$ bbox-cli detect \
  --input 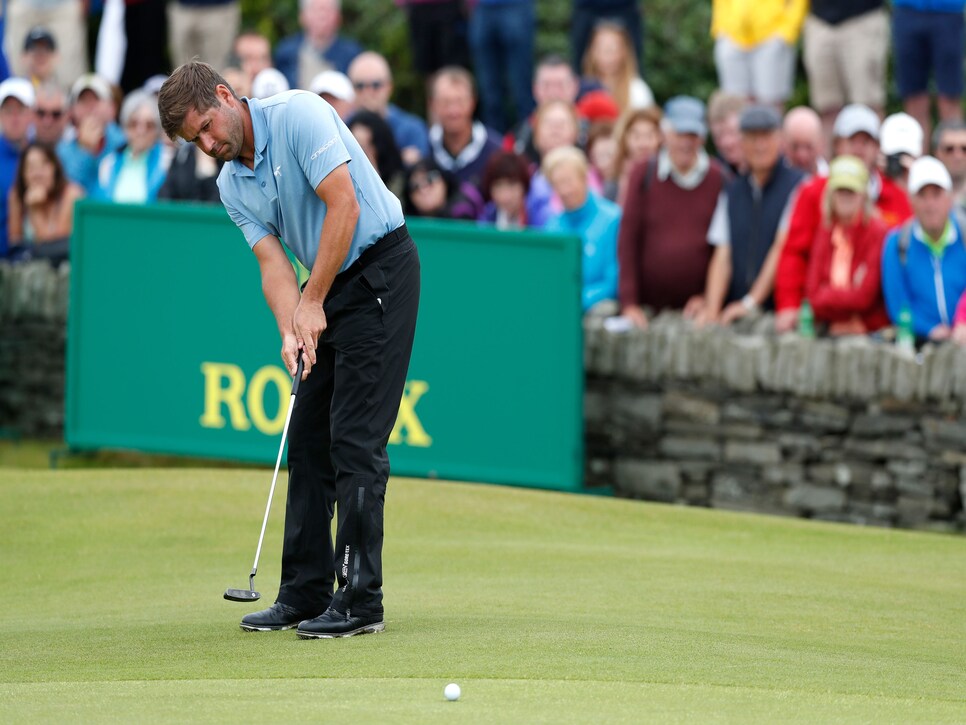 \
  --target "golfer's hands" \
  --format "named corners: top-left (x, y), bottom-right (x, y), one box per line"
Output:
top-left (292, 297), bottom-right (327, 379)
top-left (280, 334), bottom-right (301, 379)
